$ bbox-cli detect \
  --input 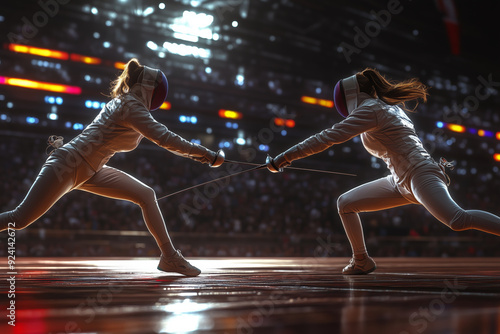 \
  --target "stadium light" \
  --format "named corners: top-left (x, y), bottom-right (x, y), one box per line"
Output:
top-left (0, 76), bottom-right (81, 95)
top-left (219, 109), bottom-right (242, 120)
top-left (301, 96), bottom-right (334, 108)
top-left (9, 43), bottom-right (69, 60)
